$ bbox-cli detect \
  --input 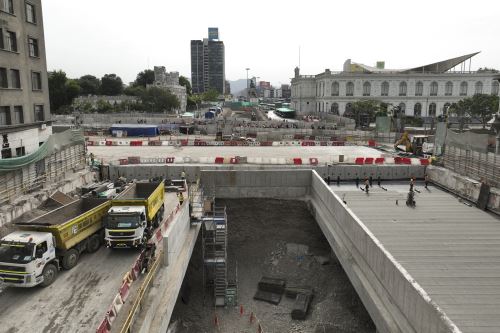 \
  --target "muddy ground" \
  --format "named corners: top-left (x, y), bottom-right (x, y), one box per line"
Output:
top-left (170, 198), bottom-right (375, 333)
